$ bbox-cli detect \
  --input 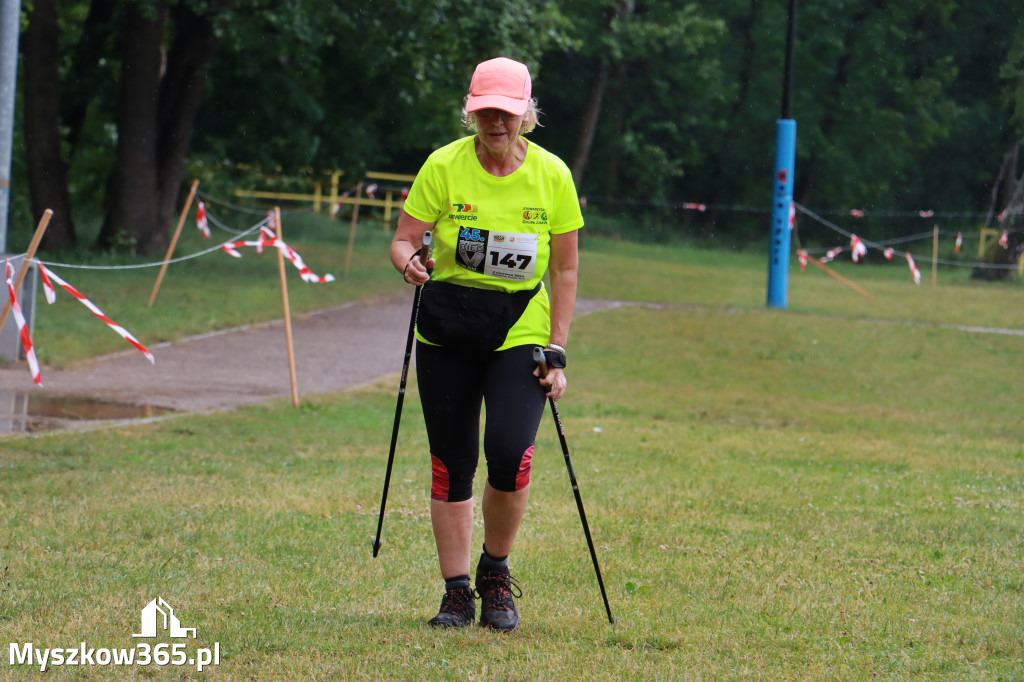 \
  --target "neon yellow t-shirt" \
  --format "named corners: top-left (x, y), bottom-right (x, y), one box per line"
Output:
top-left (404, 135), bottom-right (584, 350)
